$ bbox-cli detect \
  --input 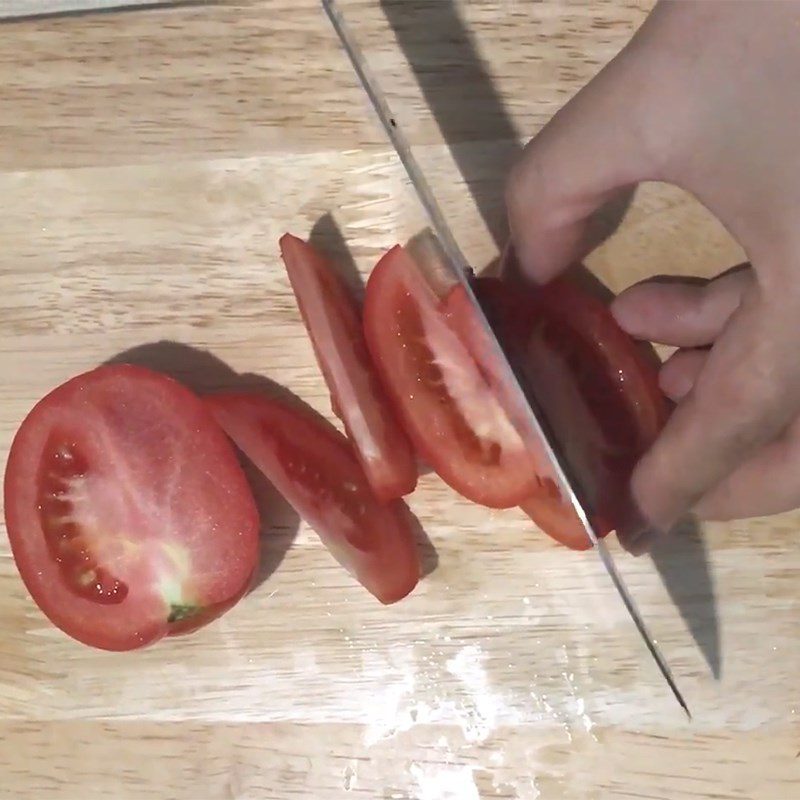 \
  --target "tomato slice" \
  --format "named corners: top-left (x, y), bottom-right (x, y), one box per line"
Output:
top-left (3, 365), bottom-right (260, 651)
top-left (362, 245), bottom-right (542, 509)
top-left (279, 234), bottom-right (417, 502)
top-left (471, 271), bottom-right (670, 548)
top-left (205, 391), bottom-right (420, 604)
top-left (519, 486), bottom-right (593, 551)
